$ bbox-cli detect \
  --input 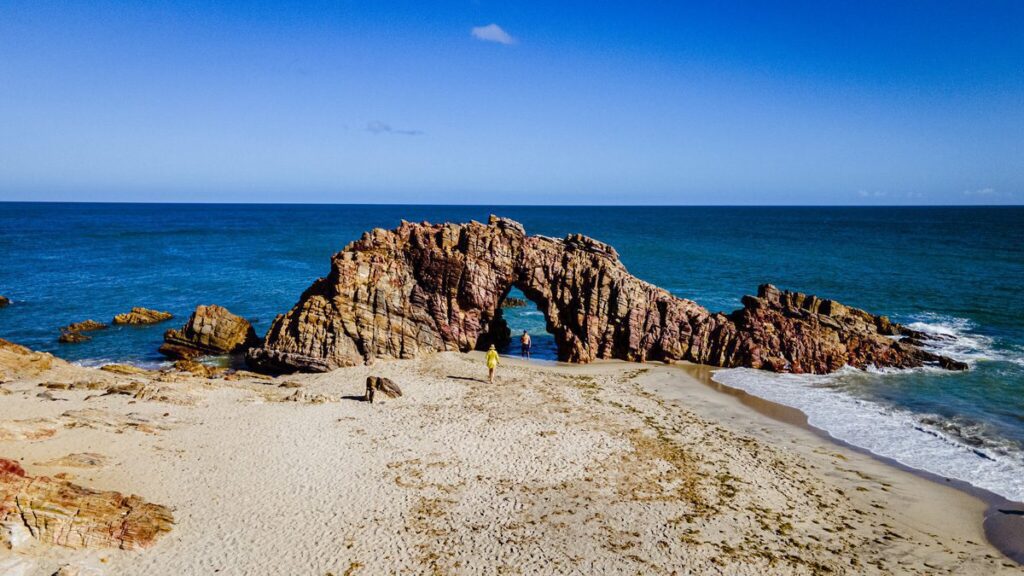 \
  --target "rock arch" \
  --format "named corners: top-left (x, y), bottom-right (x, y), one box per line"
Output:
top-left (246, 216), bottom-right (965, 374)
